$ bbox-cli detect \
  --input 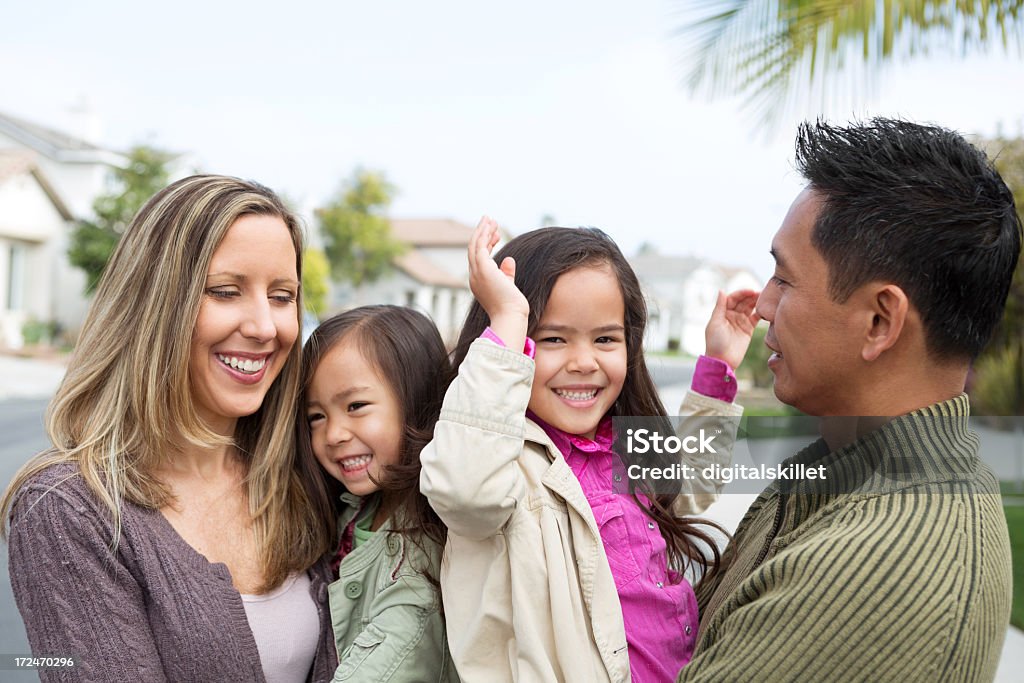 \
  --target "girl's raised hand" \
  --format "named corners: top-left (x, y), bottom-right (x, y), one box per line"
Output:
top-left (705, 289), bottom-right (761, 371)
top-left (468, 216), bottom-right (529, 350)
